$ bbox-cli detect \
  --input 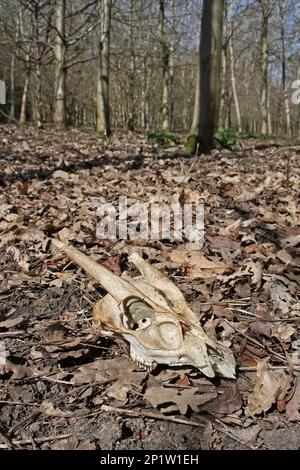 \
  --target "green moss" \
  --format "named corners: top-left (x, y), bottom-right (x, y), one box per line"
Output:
top-left (182, 134), bottom-right (199, 155)
top-left (97, 129), bottom-right (113, 141)
top-left (147, 130), bottom-right (179, 148)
